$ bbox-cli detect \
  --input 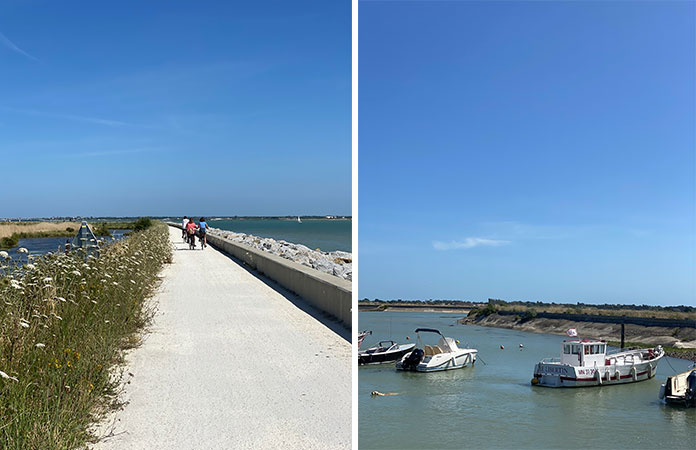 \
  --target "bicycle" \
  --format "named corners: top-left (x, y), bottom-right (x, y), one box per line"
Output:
top-left (187, 230), bottom-right (196, 250)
